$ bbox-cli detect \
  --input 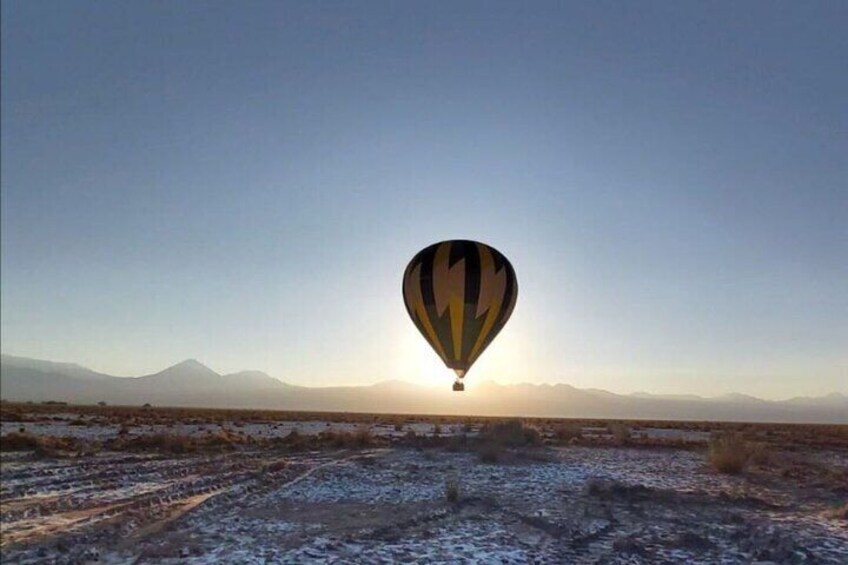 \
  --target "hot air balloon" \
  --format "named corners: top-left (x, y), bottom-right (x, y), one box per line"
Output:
top-left (402, 240), bottom-right (518, 391)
